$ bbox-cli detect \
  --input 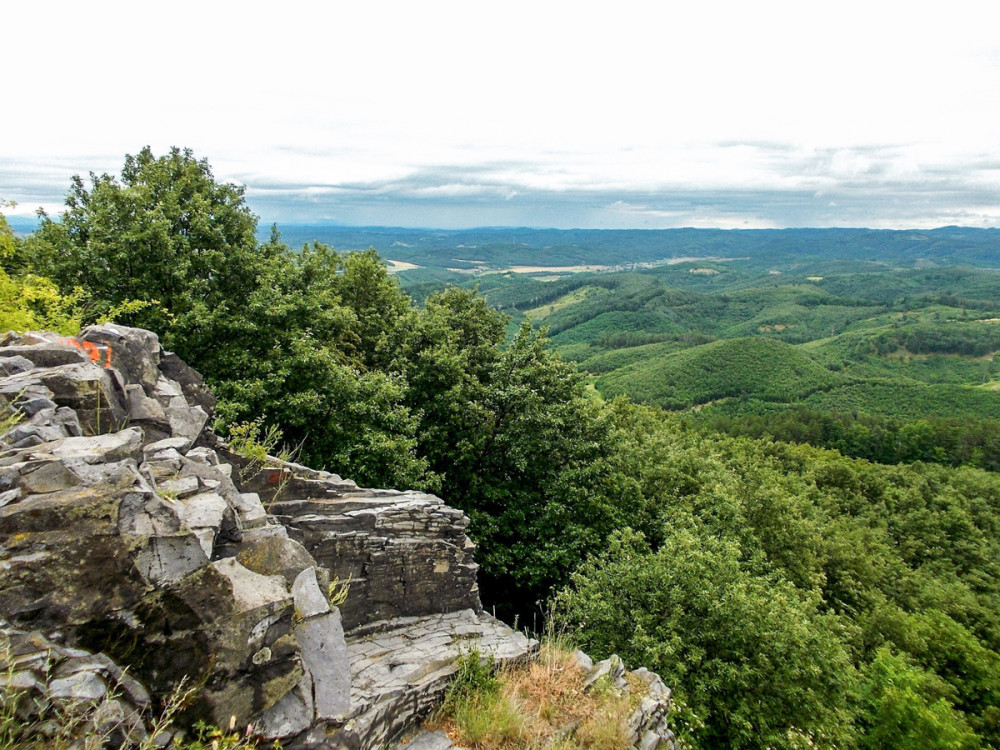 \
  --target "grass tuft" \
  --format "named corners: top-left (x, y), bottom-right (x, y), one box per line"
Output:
top-left (430, 641), bottom-right (640, 750)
